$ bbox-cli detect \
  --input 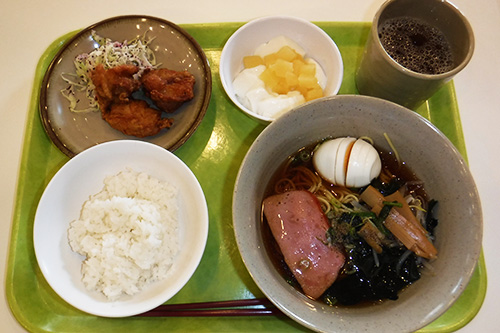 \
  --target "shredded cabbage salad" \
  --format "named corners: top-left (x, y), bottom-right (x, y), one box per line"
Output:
top-left (61, 31), bottom-right (159, 113)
